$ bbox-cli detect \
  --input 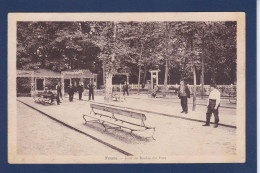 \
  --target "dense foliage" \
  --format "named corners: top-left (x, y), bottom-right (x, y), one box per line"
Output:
top-left (17, 21), bottom-right (236, 85)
